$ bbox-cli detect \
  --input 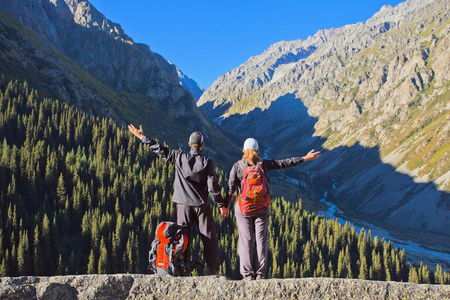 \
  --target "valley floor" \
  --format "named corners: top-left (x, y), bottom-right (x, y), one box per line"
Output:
top-left (318, 195), bottom-right (450, 270)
